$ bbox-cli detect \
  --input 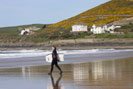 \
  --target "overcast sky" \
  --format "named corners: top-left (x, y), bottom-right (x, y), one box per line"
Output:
top-left (0, 0), bottom-right (110, 27)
